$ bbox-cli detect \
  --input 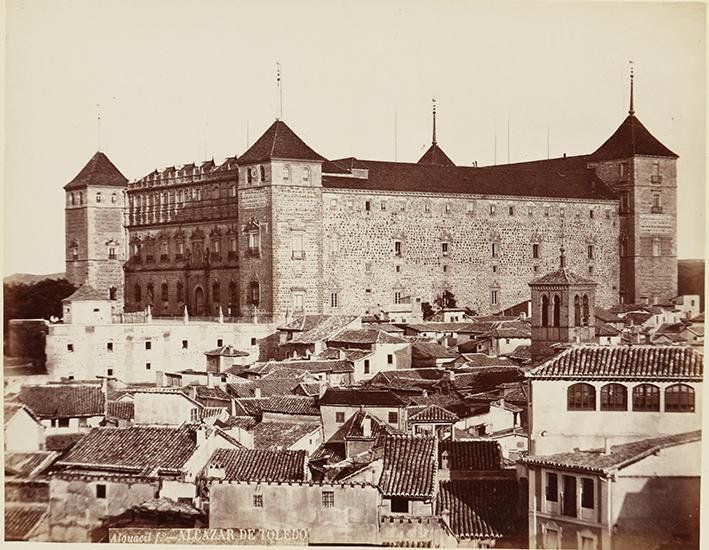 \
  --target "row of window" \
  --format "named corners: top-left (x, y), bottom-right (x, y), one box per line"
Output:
top-left (133, 281), bottom-right (239, 305)
top-left (66, 337), bottom-right (249, 354)
top-left (618, 160), bottom-right (664, 182)
top-left (68, 191), bottom-right (119, 206)
top-left (246, 165), bottom-right (311, 185)
top-left (249, 491), bottom-right (334, 508)
top-left (539, 294), bottom-right (591, 328)
top-left (392, 240), bottom-right (596, 260)
top-left (567, 383), bottom-right (695, 412)
top-left (335, 410), bottom-right (397, 424)
top-left (544, 472), bottom-right (595, 520)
